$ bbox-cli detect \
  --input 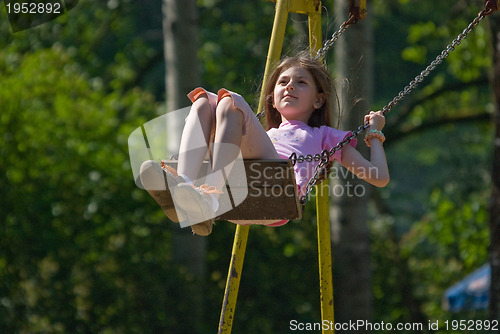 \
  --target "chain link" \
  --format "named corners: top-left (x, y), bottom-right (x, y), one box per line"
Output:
top-left (292, 121), bottom-right (370, 206)
top-left (381, 8), bottom-right (488, 115)
top-left (291, 7), bottom-right (490, 208)
top-left (315, 14), bottom-right (357, 61)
